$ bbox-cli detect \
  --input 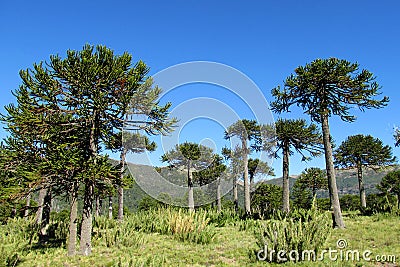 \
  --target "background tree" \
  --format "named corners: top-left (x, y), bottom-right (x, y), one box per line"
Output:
top-left (261, 119), bottom-right (323, 213)
top-left (193, 154), bottom-right (227, 212)
top-left (222, 145), bottom-right (244, 212)
top-left (224, 119), bottom-right (262, 215)
top-left (161, 142), bottom-right (213, 211)
top-left (271, 58), bottom-right (389, 228)
top-left (334, 134), bottom-right (396, 208)
top-left (378, 170), bottom-right (400, 209)
top-left (247, 158), bottom-right (274, 191)
top-left (292, 167), bottom-right (327, 209)
top-left (106, 131), bottom-right (157, 220)
top-left (251, 183), bottom-right (283, 219)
